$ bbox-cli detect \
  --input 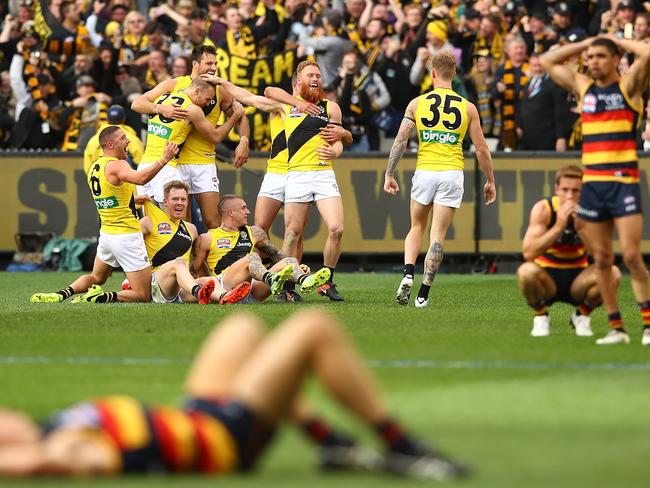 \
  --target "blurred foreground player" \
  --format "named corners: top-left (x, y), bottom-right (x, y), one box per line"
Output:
top-left (0, 309), bottom-right (469, 481)
top-left (517, 165), bottom-right (621, 337)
